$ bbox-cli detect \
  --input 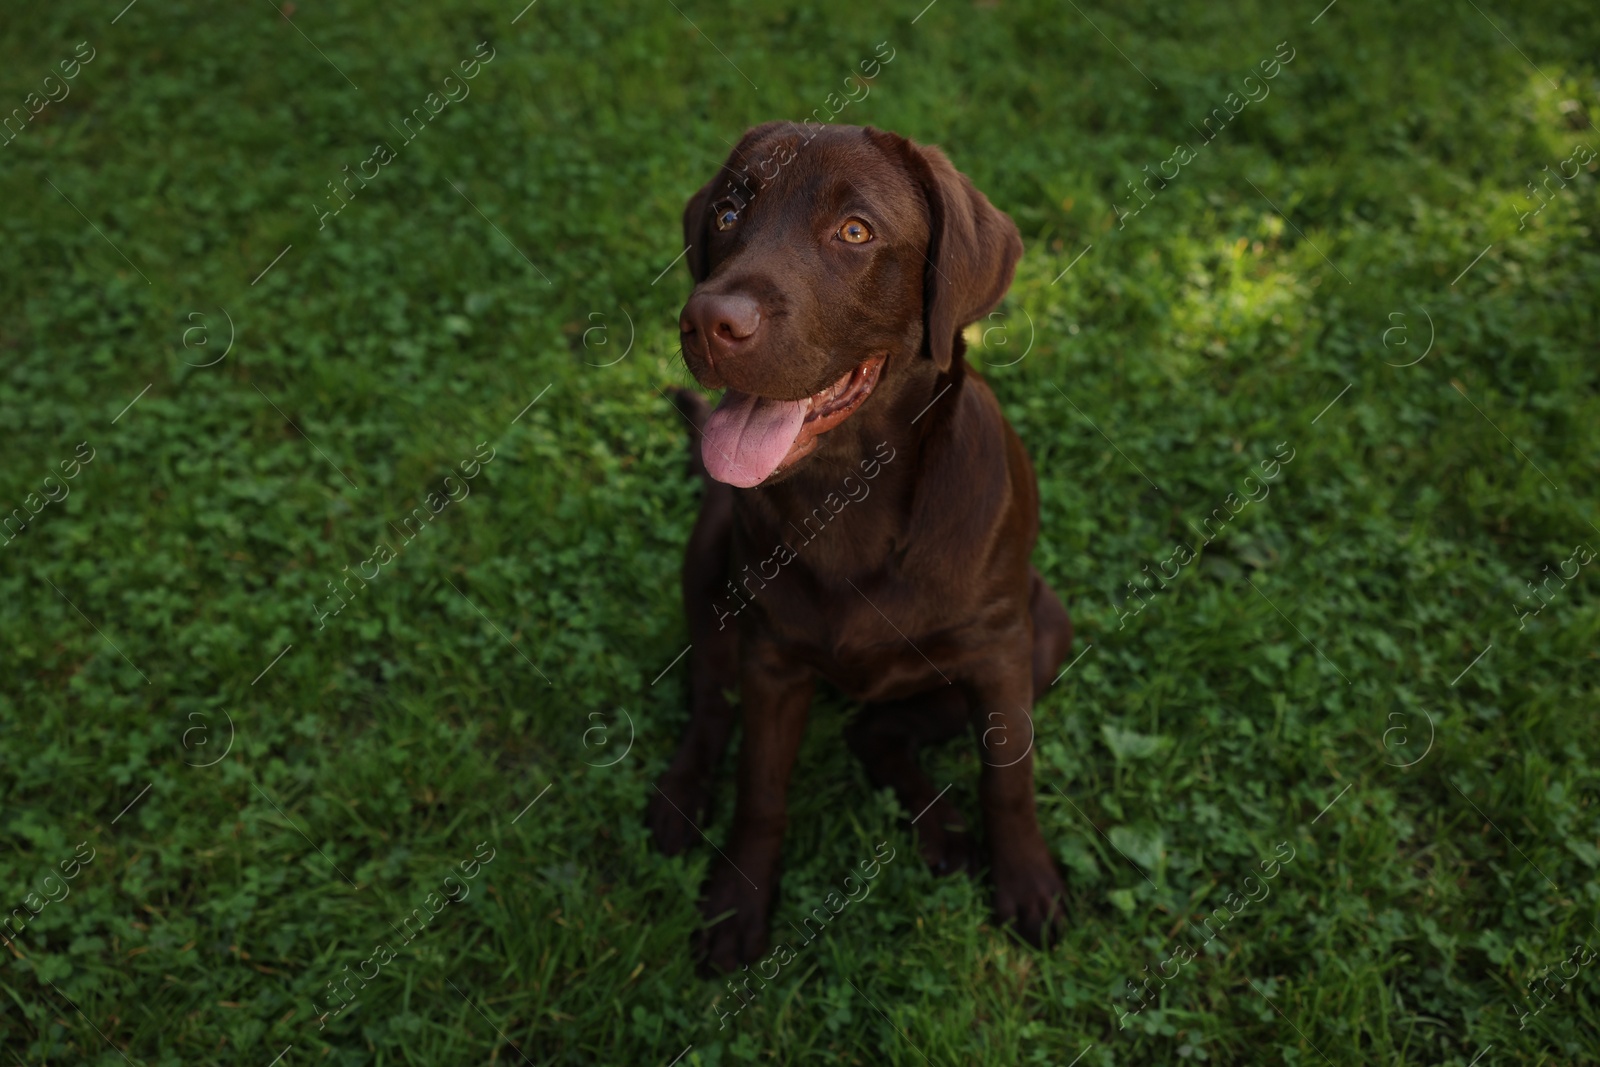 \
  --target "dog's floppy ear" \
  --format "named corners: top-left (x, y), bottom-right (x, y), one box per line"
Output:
top-left (681, 176), bottom-right (718, 283)
top-left (876, 131), bottom-right (1023, 372)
